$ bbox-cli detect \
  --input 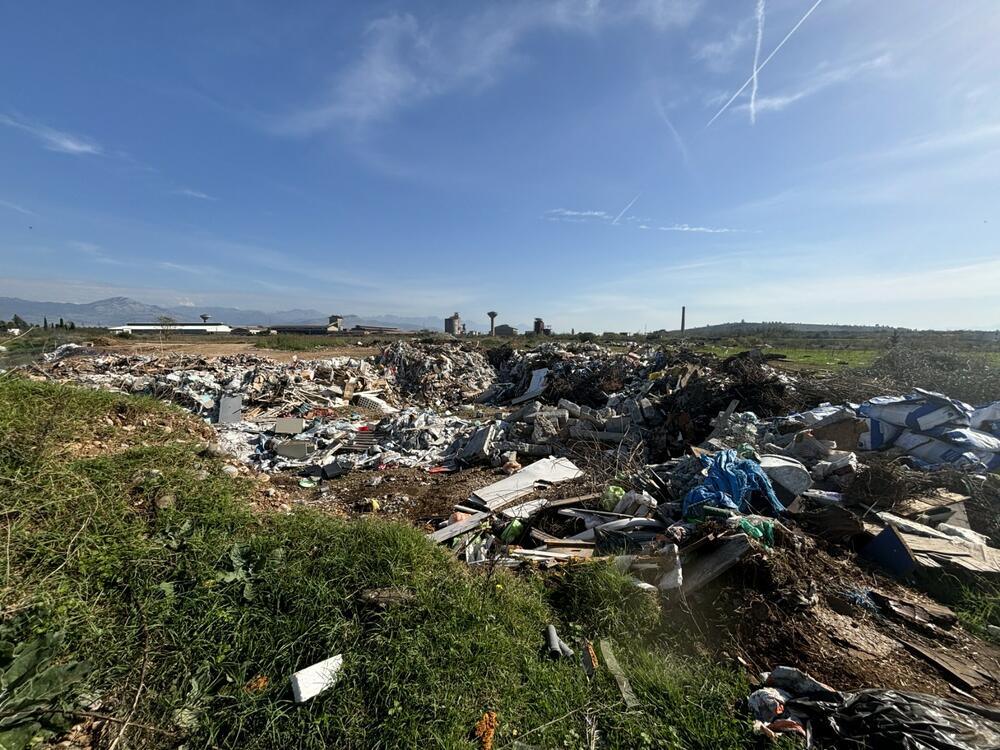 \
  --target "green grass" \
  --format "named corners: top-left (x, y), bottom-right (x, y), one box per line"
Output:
top-left (254, 334), bottom-right (356, 351)
top-left (956, 583), bottom-right (1000, 645)
top-left (696, 345), bottom-right (880, 370)
top-left (0, 376), bottom-right (754, 749)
